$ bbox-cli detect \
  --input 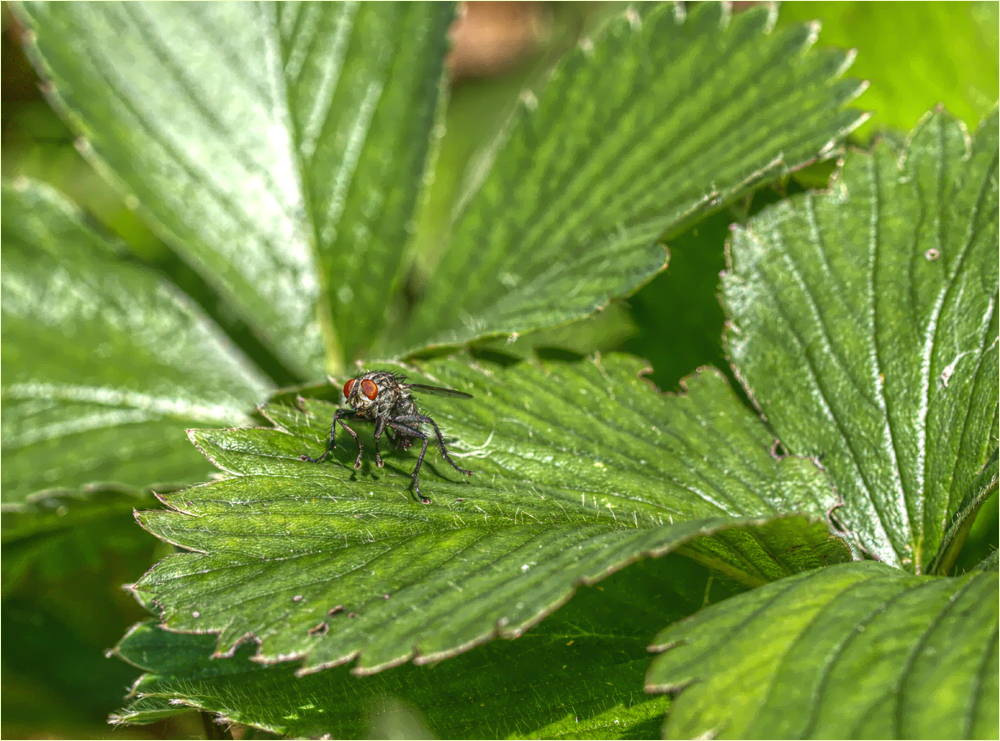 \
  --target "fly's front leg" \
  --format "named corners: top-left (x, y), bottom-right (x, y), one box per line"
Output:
top-left (300, 409), bottom-right (362, 466)
top-left (388, 422), bottom-right (430, 503)
top-left (343, 418), bottom-right (364, 468)
top-left (394, 415), bottom-right (473, 476)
